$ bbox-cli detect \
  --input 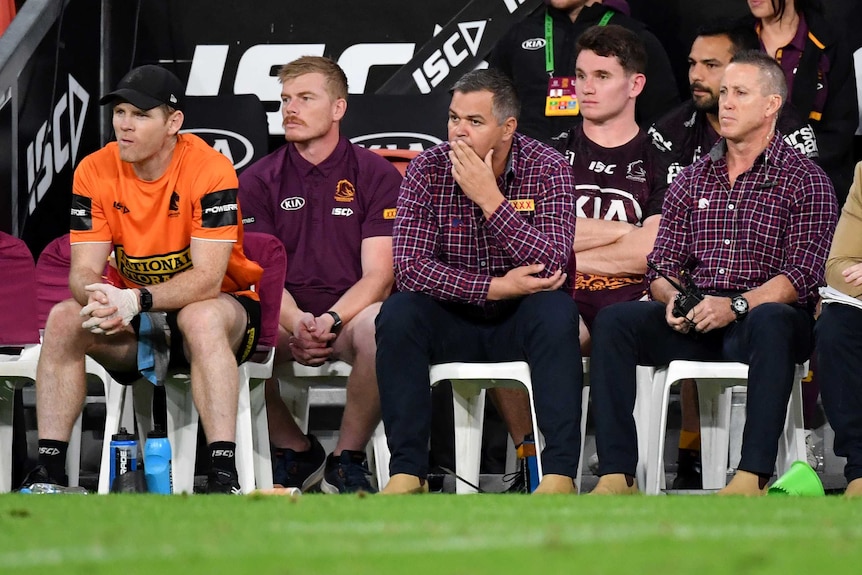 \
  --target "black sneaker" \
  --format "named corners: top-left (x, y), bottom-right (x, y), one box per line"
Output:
top-left (671, 449), bottom-right (703, 490)
top-left (272, 434), bottom-right (326, 491)
top-left (18, 465), bottom-right (66, 491)
top-left (205, 468), bottom-right (242, 495)
top-left (503, 458), bottom-right (529, 493)
top-left (320, 450), bottom-right (377, 494)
